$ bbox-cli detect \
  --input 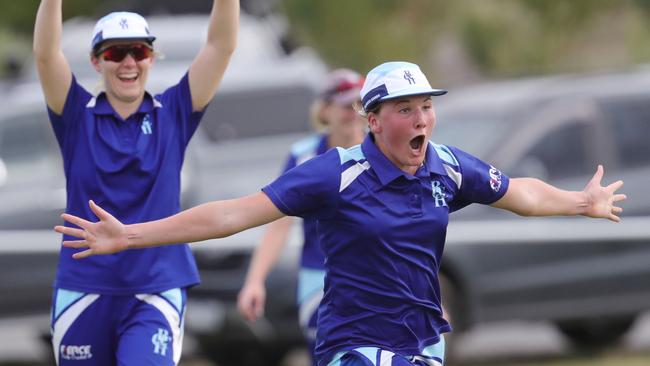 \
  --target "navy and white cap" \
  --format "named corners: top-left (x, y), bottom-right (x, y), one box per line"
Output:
top-left (91, 12), bottom-right (156, 51)
top-left (360, 61), bottom-right (447, 112)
